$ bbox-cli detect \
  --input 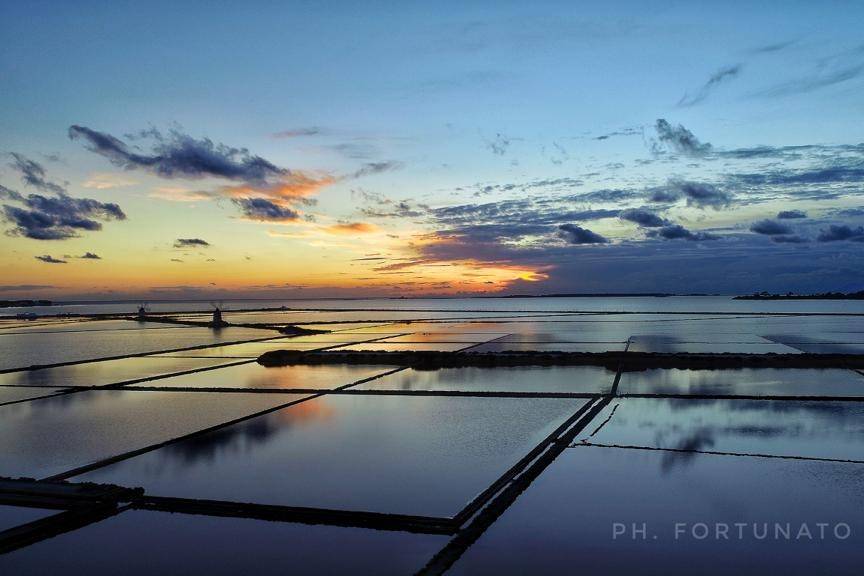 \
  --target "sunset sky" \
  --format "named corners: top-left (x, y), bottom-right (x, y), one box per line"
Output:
top-left (2, 1), bottom-right (864, 299)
